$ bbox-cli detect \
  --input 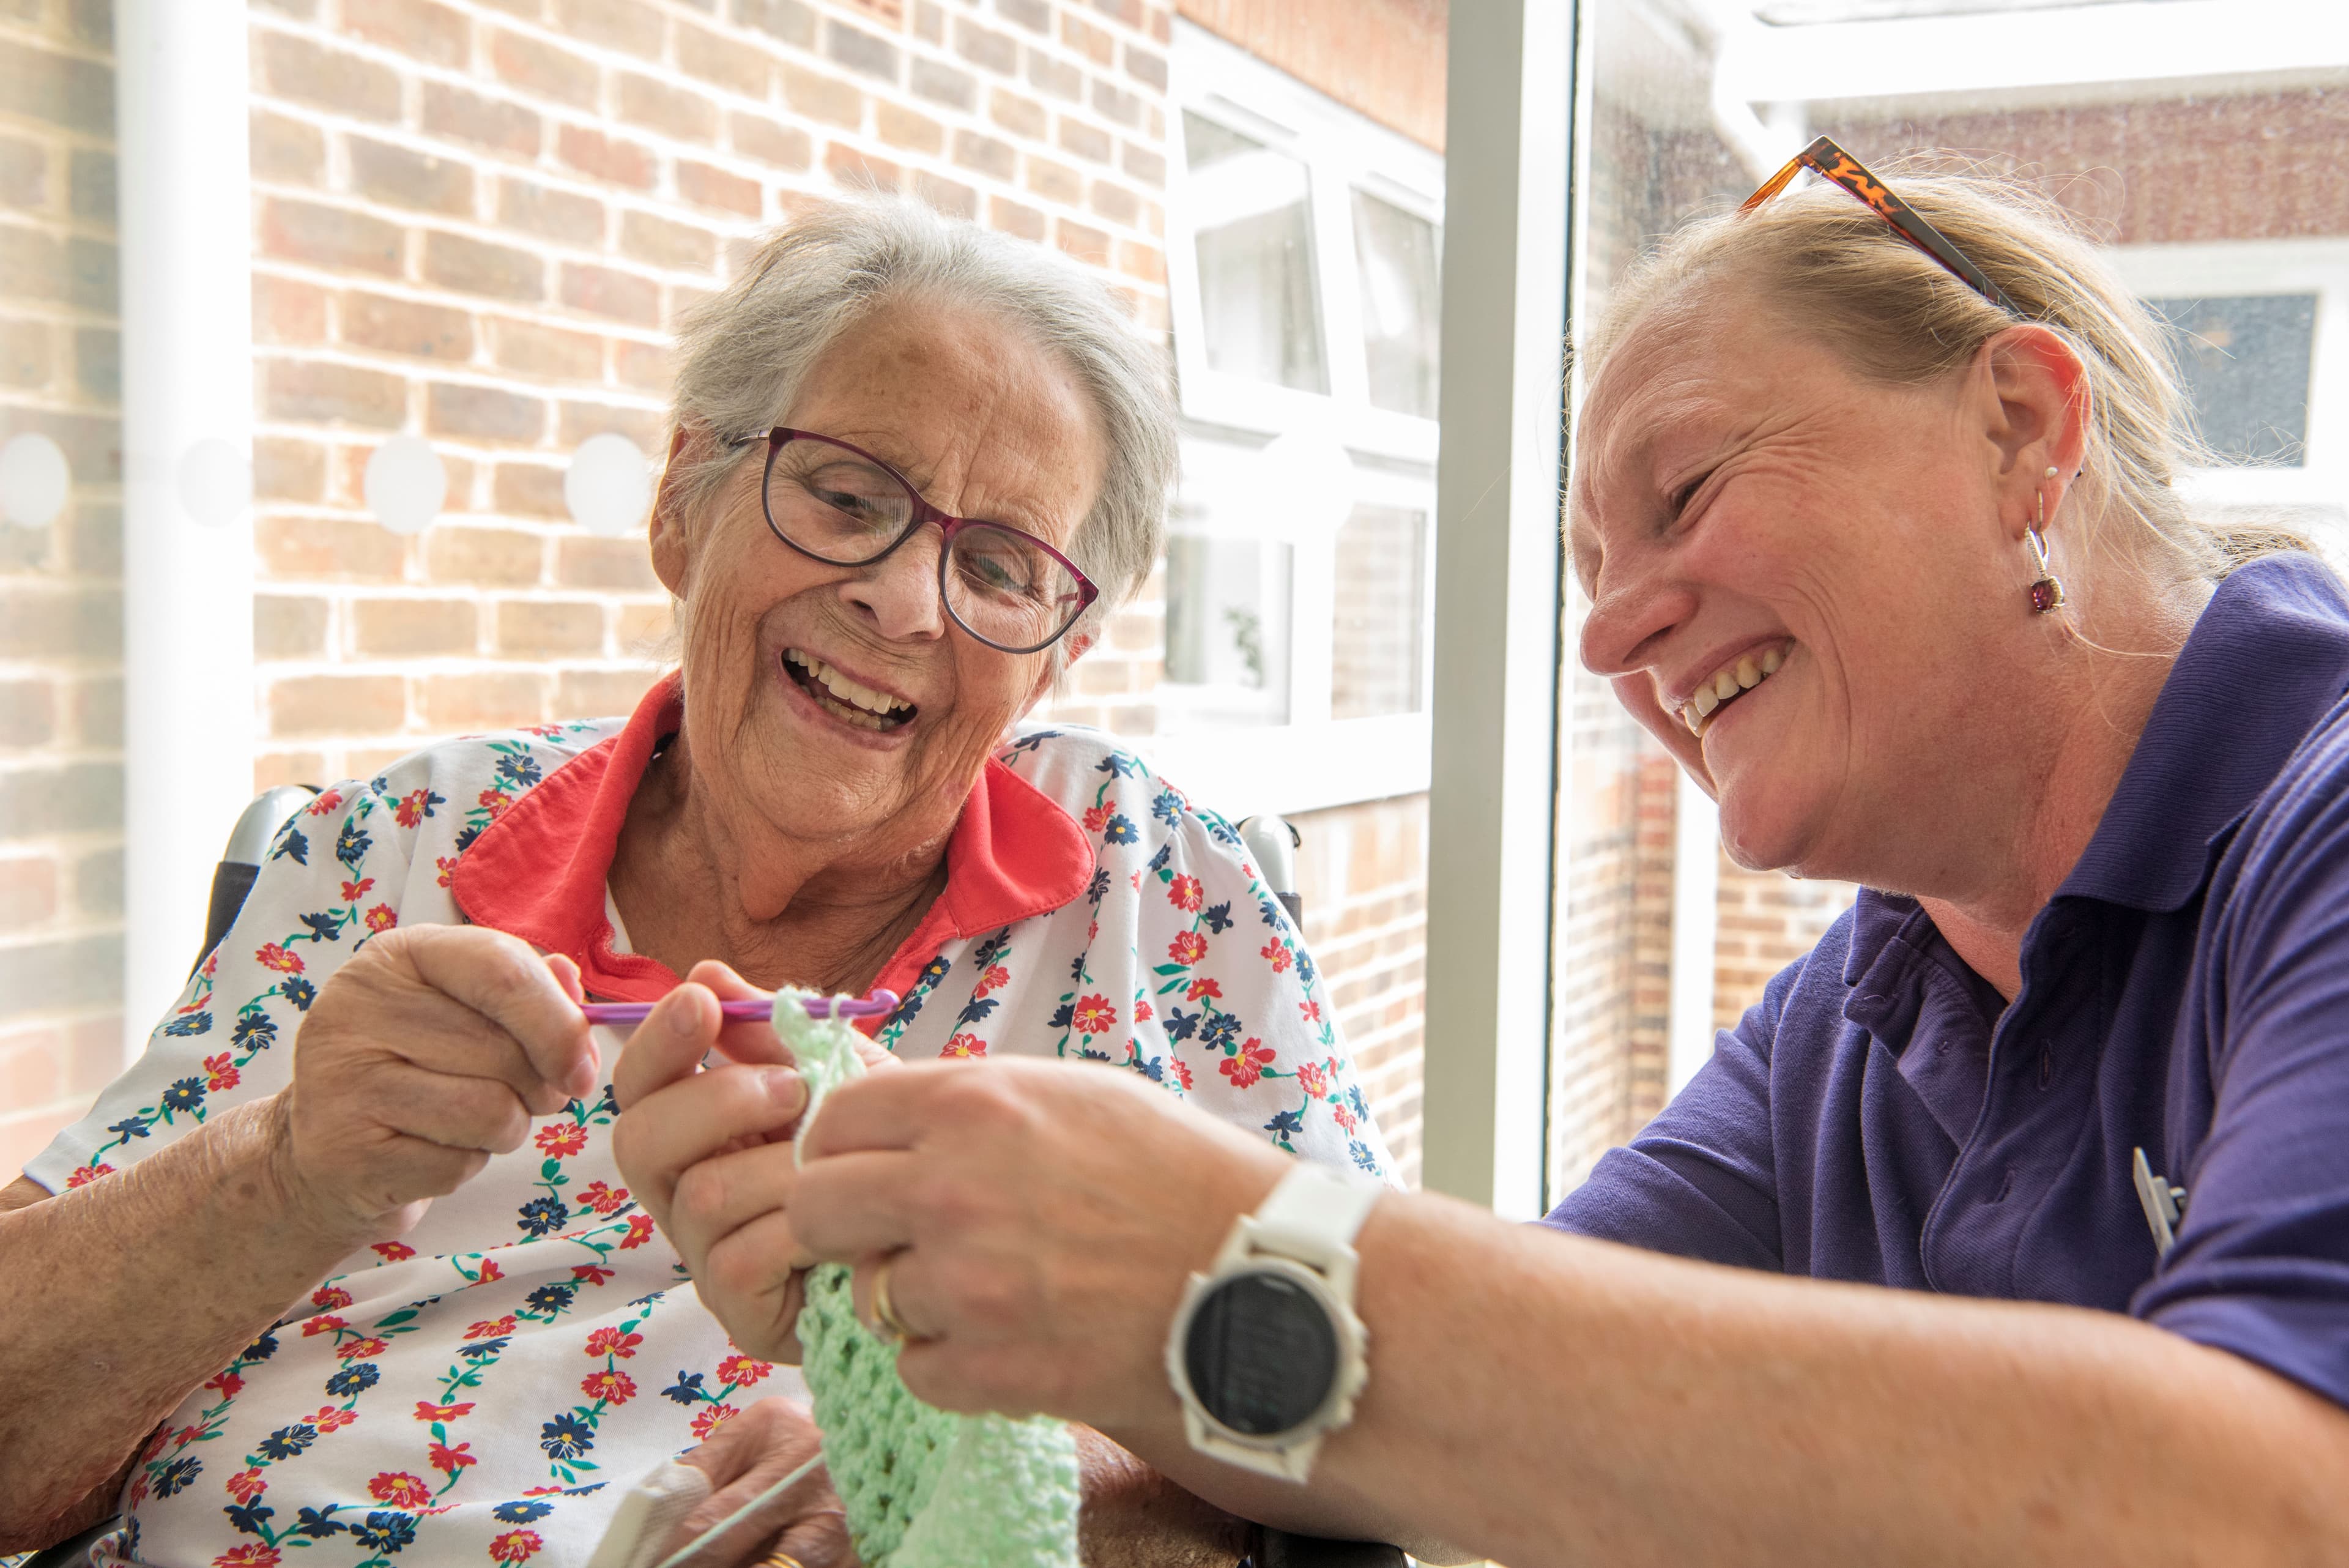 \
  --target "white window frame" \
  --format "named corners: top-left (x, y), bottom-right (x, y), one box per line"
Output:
top-left (1148, 21), bottom-right (1445, 820)
top-left (2104, 238), bottom-right (2349, 522)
